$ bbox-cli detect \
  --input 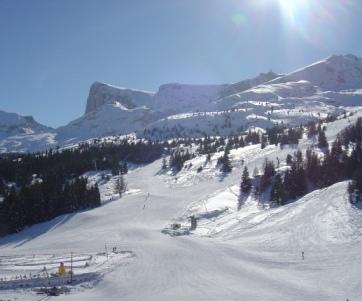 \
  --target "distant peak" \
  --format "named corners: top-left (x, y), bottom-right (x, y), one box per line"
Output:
top-left (326, 54), bottom-right (361, 63)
